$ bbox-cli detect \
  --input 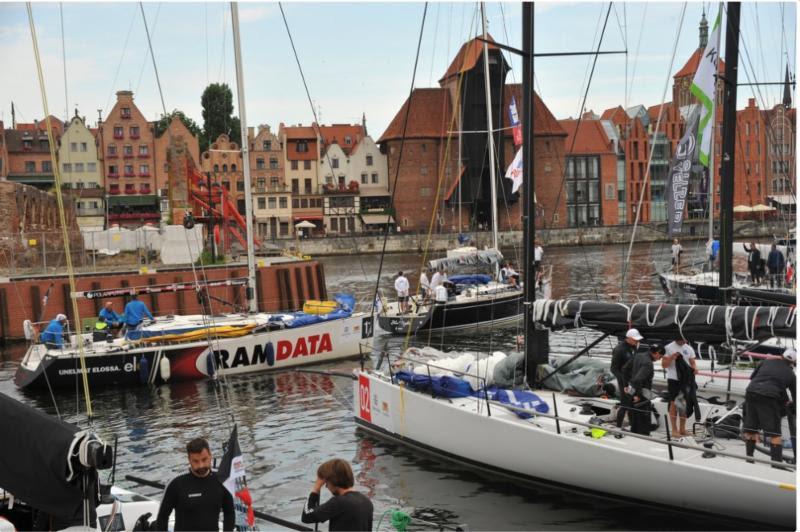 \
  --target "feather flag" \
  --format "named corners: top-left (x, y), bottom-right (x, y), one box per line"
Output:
top-left (690, 7), bottom-right (721, 167)
top-left (218, 425), bottom-right (256, 530)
